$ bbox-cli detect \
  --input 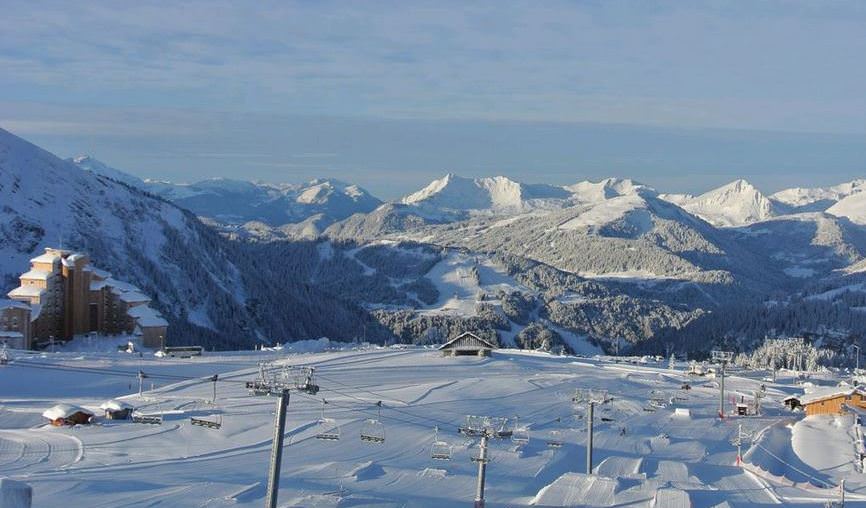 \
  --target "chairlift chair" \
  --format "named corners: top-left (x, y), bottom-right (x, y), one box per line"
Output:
top-left (132, 410), bottom-right (163, 425)
top-left (293, 366), bottom-right (320, 395)
top-left (546, 429), bottom-right (563, 448)
top-left (315, 399), bottom-right (340, 440)
top-left (360, 401), bottom-right (385, 444)
top-left (511, 417), bottom-right (529, 446)
top-left (190, 399), bottom-right (222, 430)
top-left (430, 426), bottom-right (452, 460)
